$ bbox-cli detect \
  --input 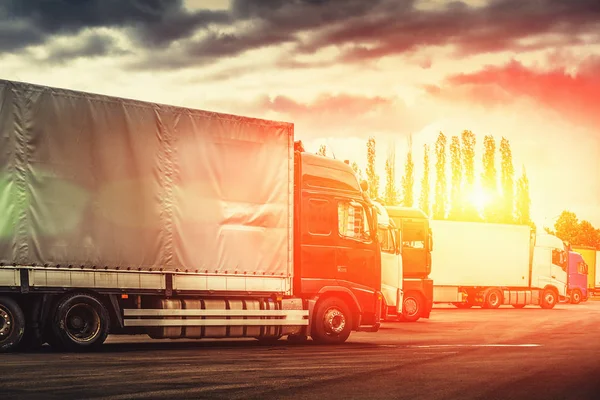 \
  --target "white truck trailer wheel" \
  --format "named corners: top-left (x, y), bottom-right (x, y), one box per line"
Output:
top-left (50, 293), bottom-right (110, 351)
top-left (482, 289), bottom-right (503, 309)
top-left (0, 297), bottom-right (25, 353)
top-left (311, 296), bottom-right (353, 345)
top-left (540, 288), bottom-right (558, 309)
top-left (399, 292), bottom-right (423, 322)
